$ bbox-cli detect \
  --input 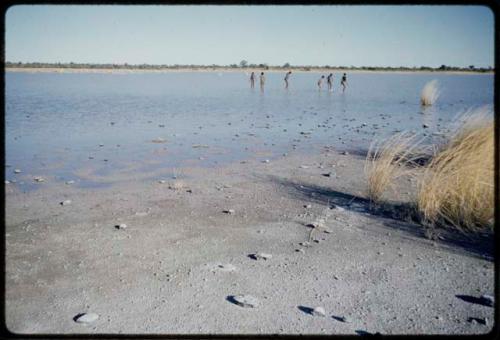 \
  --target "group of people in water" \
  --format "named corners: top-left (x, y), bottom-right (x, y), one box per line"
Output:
top-left (249, 71), bottom-right (348, 92)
